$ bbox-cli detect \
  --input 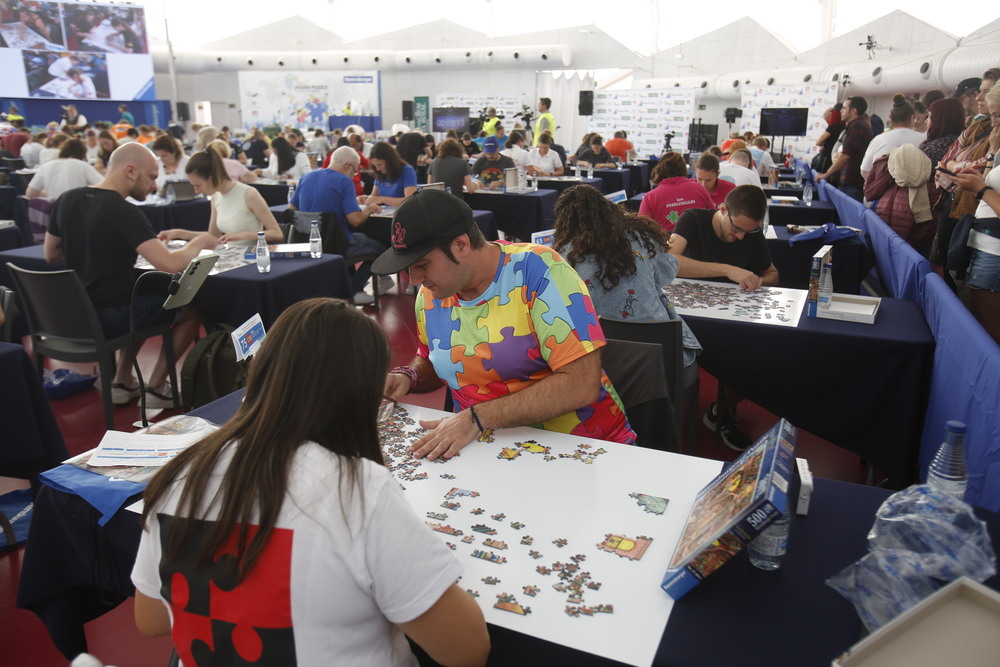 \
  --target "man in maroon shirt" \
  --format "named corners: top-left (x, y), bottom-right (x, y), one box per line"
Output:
top-left (817, 96), bottom-right (873, 202)
top-left (2, 126), bottom-right (30, 158)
